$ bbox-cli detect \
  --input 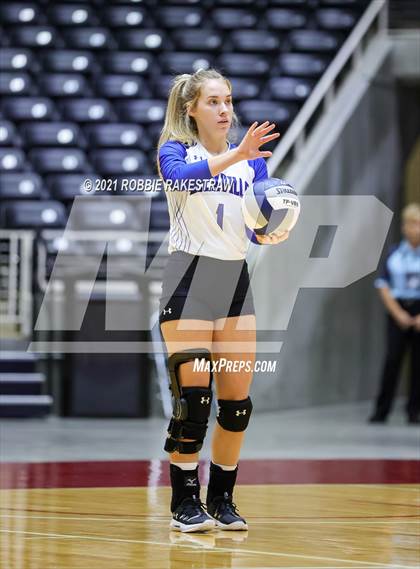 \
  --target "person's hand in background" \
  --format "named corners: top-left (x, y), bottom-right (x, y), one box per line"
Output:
top-left (393, 309), bottom-right (414, 330)
top-left (412, 313), bottom-right (420, 331)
